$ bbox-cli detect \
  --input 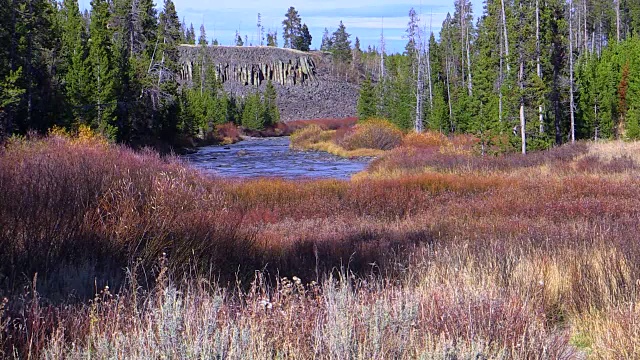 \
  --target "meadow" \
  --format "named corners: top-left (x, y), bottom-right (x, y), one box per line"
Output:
top-left (1, 126), bottom-right (639, 358)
